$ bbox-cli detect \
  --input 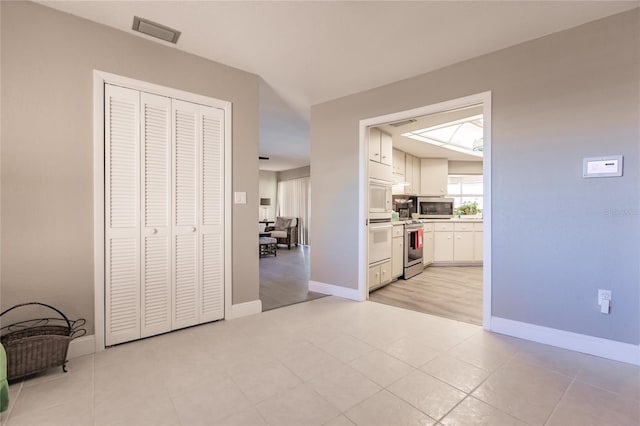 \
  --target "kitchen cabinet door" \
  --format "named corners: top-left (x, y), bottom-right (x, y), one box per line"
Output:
top-left (380, 260), bottom-right (392, 285)
top-left (412, 156), bottom-right (421, 195)
top-left (434, 232), bottom-right (454, 262)
top-left (392, 236), bottom-right (404, 278)
top-left (393, 149), bottom-right (405, 175)
top-left (423, 231), bottom-right (434, 266)
top-left (420, 158), bottom-right (448, 196)
top-left (405, 154), bottom-right (415, 194)
top-left (368, 264), bottom-right (381, 291)
top-left (369, 127), bottom-right (381, 162)
top-left (380, 131), bottom-right (393, 166)
top-left (474, 231), bottom-right (484, 262)
top-left (454, 231), bottom-right (474, 262)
